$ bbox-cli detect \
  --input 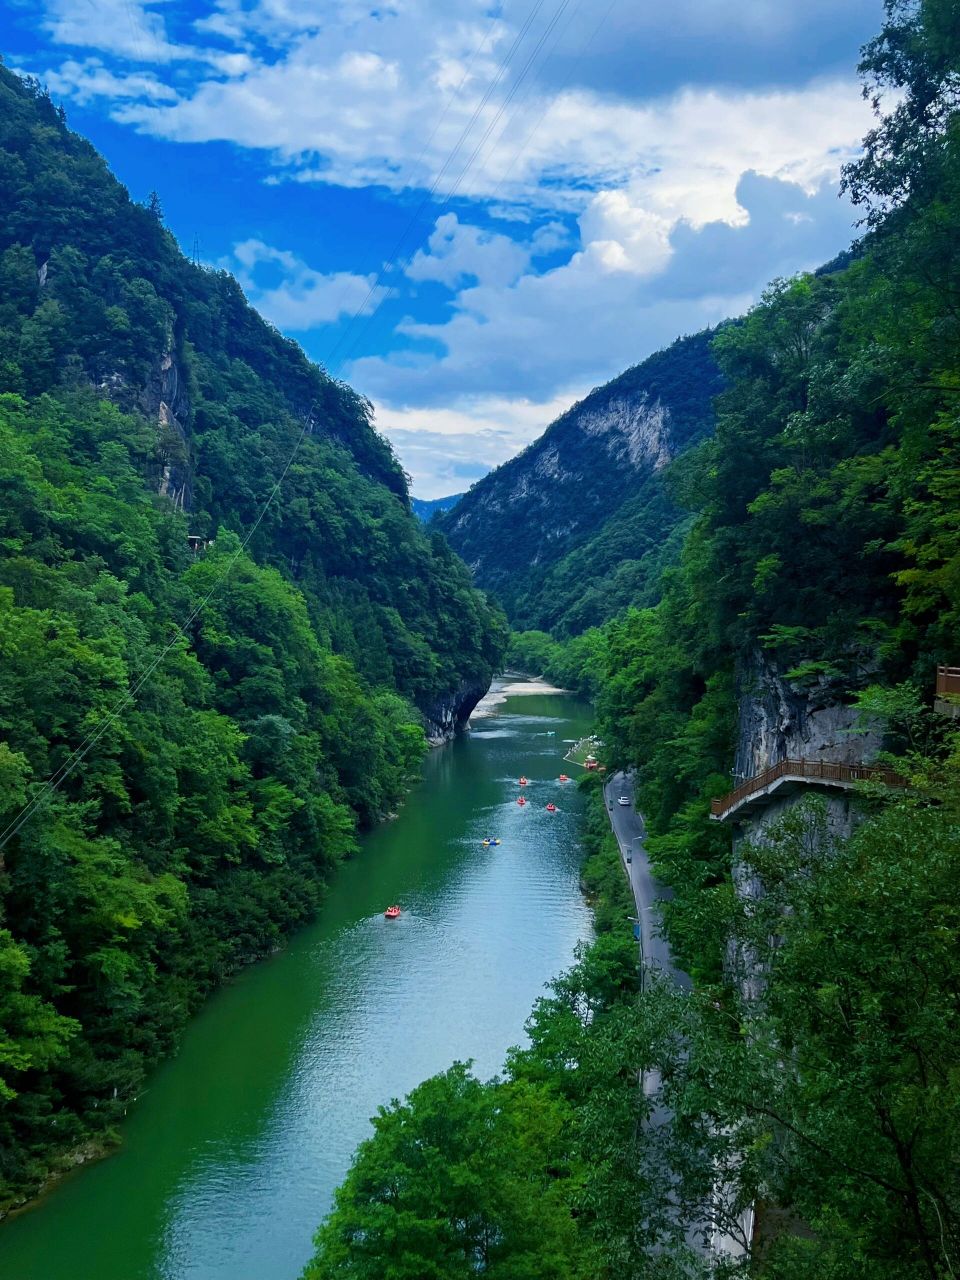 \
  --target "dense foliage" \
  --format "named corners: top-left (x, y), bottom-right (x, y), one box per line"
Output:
top-left (441, 330), bottom-right (723, 636)
top-left (410, 492), bottom-right (464, 522)
top-left (313, 3), bottom-right (960, 1276)
top-left (303, 783), bottom-right (644, 1280)
top-left (0, 64), bottom-right (505, 1209)
top-left (306, 778), bottom-right (960, 1280)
